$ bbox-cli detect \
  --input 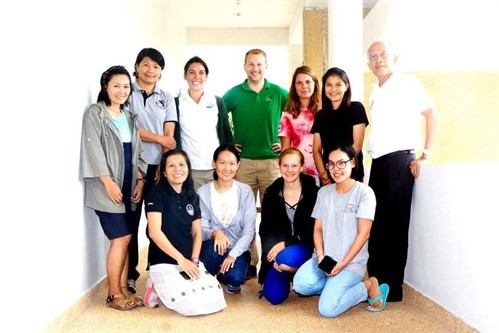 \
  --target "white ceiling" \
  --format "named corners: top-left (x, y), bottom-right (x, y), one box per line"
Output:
top-left (180, 0), bottom-right (378, 28)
